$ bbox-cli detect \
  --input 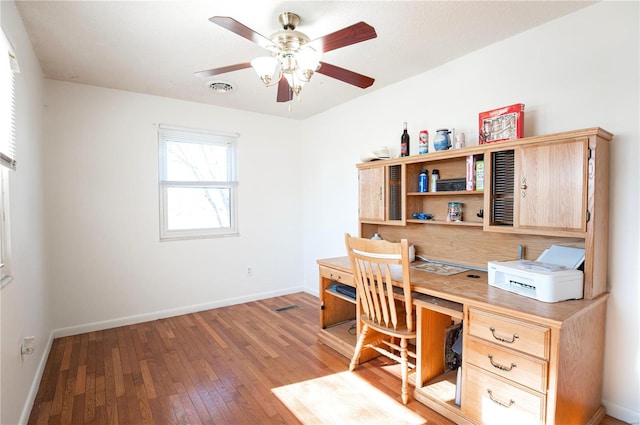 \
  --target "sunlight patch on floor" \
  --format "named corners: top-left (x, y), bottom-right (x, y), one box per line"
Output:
top-left (272, 371), bottom-right (426, 425)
